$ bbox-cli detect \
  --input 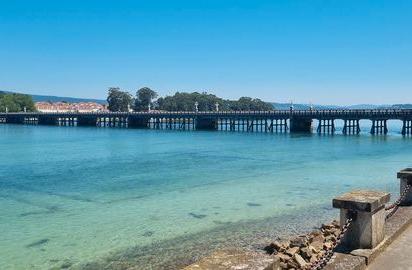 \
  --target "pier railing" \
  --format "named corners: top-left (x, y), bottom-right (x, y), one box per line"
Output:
top-left (1, 109), bottom-right (412, 120)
